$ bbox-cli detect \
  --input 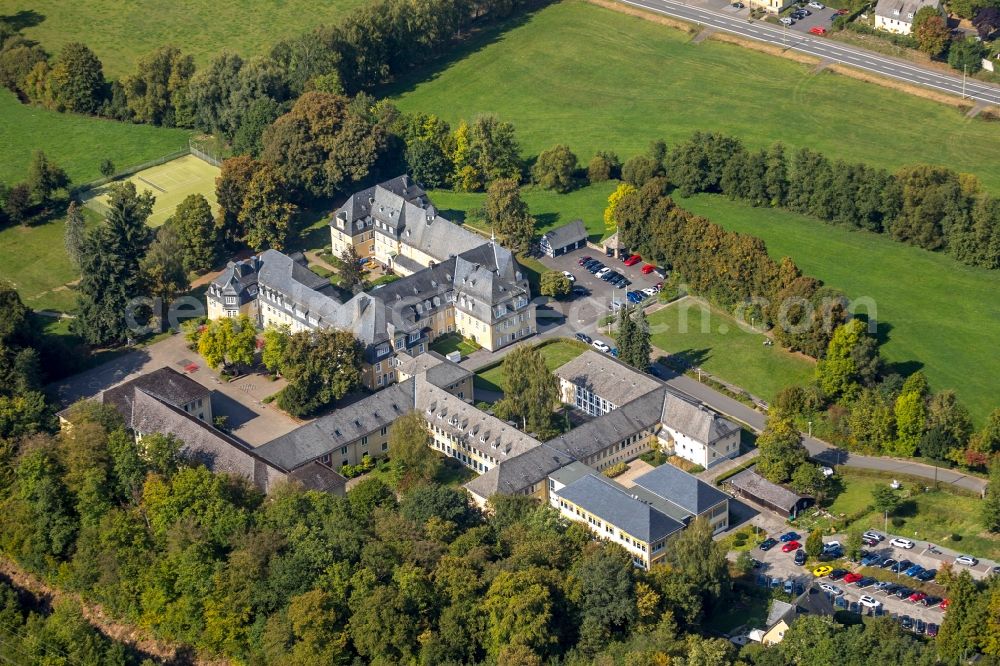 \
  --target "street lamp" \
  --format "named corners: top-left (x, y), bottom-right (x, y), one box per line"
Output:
top-left (808, 421), bottom-right (812, 437)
